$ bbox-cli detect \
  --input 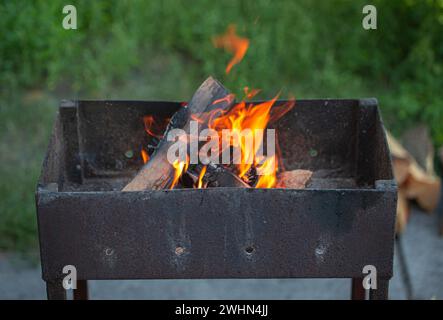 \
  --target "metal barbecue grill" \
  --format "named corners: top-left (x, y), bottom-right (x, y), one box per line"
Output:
top-left (36, 98), bottom-right (397, 300)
